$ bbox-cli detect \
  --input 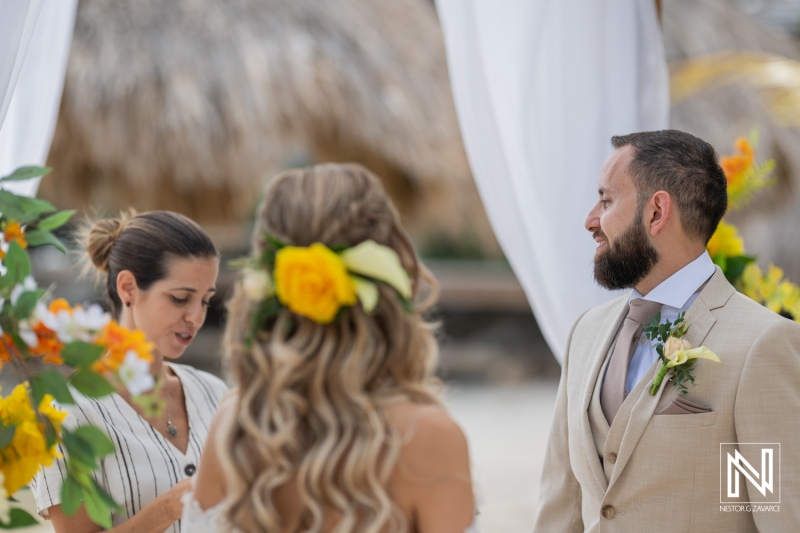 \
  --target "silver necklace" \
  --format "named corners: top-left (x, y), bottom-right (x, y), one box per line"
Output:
top-left (165, 380), bottom-right (178, 439)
